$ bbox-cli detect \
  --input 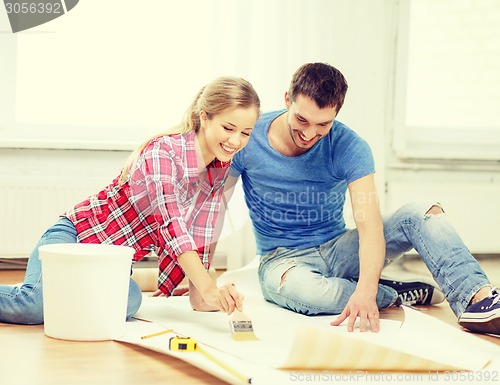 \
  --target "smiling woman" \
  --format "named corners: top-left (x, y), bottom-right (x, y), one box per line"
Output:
top-left (0, 75), bottom-right (261, 325)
